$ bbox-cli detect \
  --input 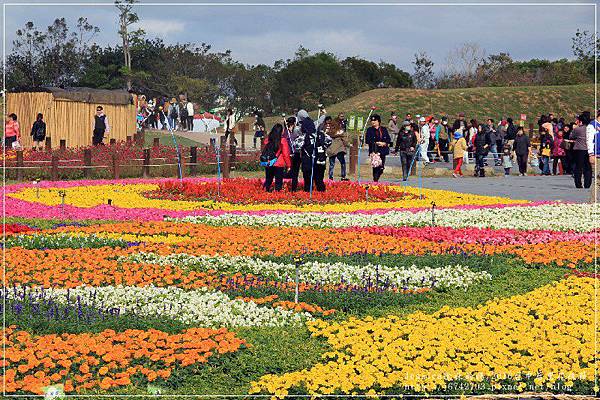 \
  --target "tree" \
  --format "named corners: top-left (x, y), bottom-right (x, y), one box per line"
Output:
top-left (572, 29), bottom-right (599, 78)
top-left (115, 0), bottom-right (145, 90)
top-left (11, 21), bottom-right (46, 86)
top-left (412, 52), bottom-right (434, 89)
